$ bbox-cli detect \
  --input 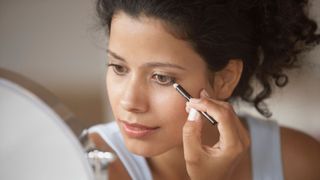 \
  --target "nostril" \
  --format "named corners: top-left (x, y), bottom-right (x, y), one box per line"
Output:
top-left (120, 99), bottom-right (148, 113)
